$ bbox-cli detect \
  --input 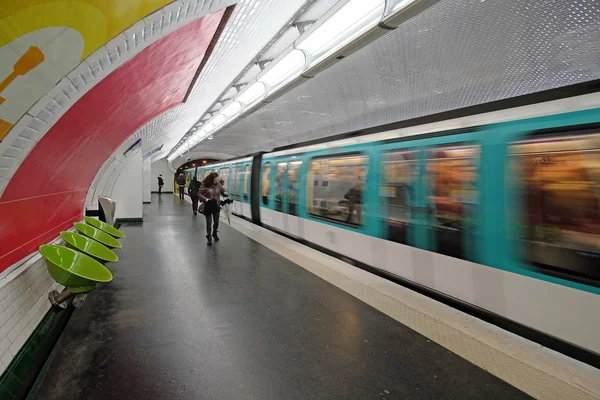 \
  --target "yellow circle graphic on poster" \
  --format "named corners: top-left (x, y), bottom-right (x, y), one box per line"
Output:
top-left (0, 28), bottom-right (85, 132)
top-left (0, 0), bottom-right (172, 141)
